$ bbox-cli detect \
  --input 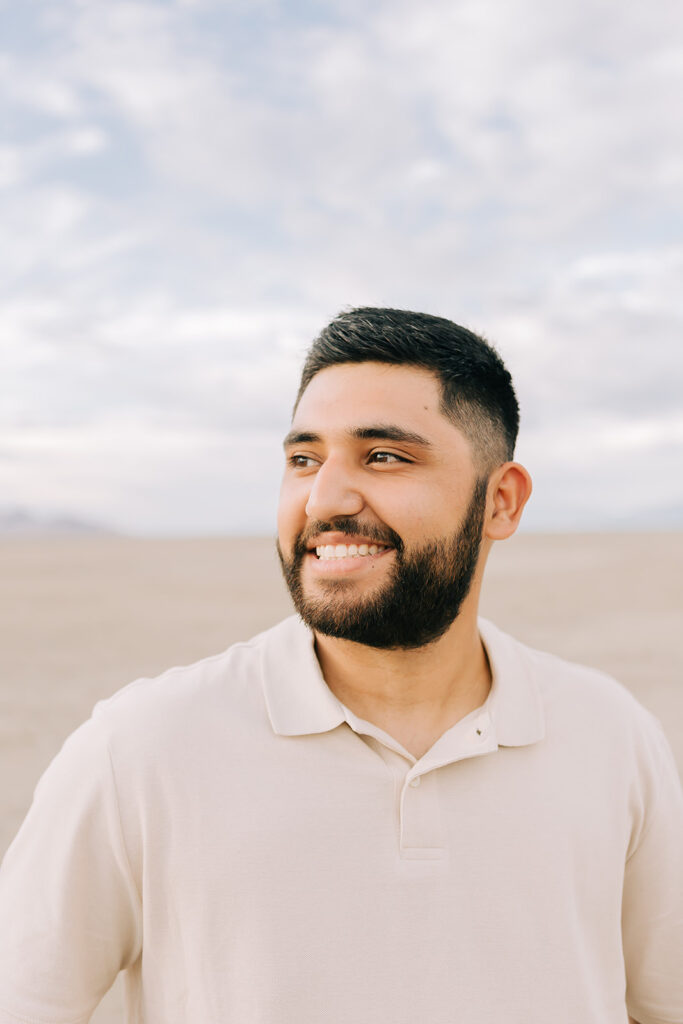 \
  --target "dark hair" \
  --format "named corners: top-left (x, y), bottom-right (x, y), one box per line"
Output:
top-left (295, 307), bottom-right (519, 470)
